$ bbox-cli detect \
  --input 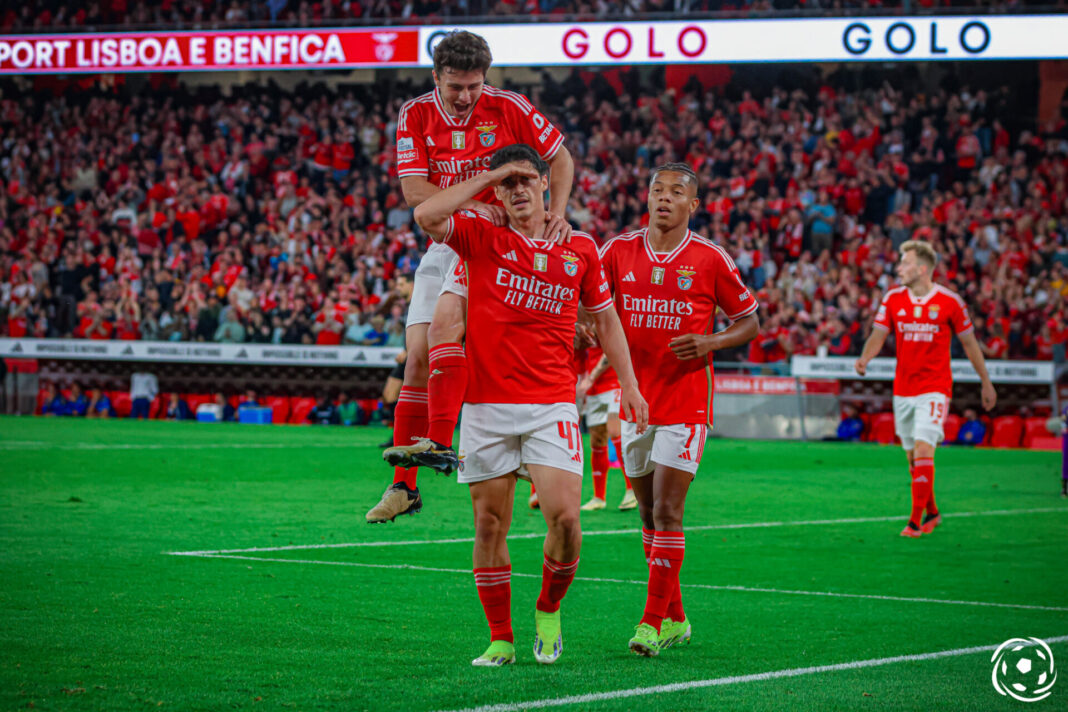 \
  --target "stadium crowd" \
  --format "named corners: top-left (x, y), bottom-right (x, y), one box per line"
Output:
top-left (1, 71), bottom-right (1067, 366)
top-left (2, 0), bottom-right (1054, 30)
